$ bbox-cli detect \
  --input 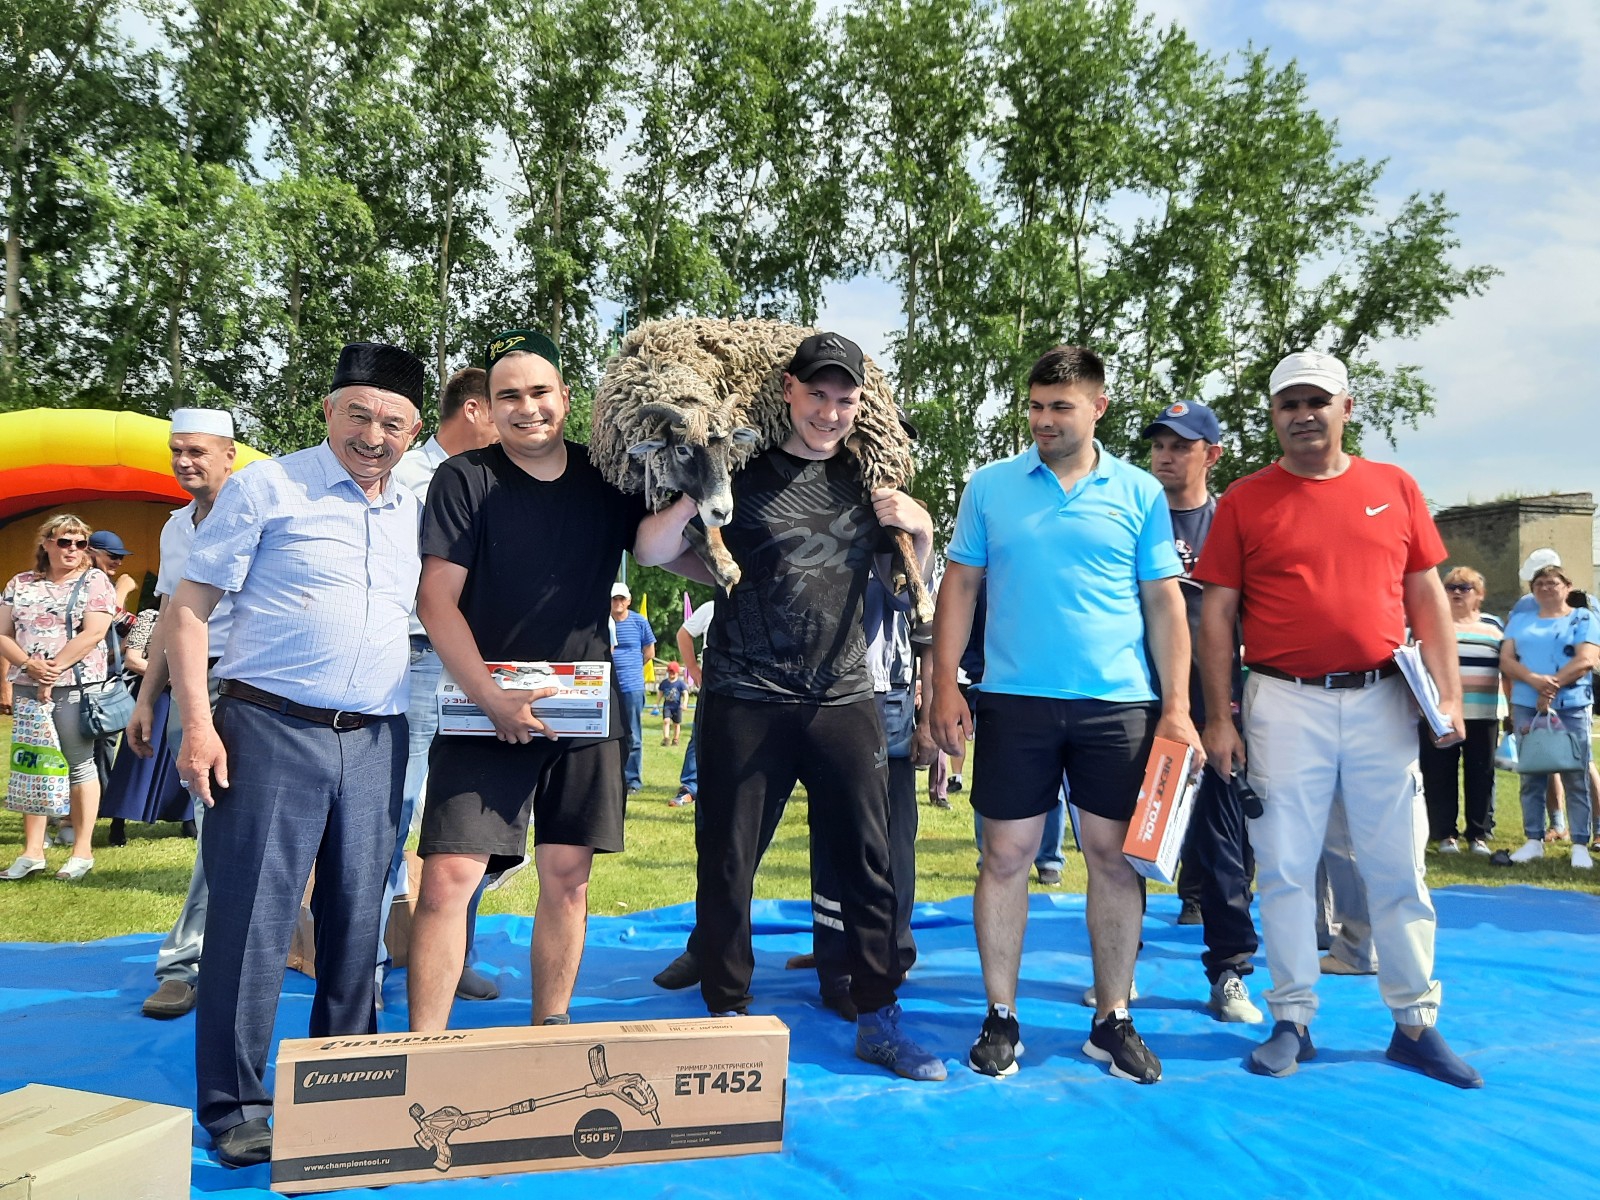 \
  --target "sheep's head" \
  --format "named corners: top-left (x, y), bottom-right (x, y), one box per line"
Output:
top-left (626, 385), bottom-right (758, 526)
